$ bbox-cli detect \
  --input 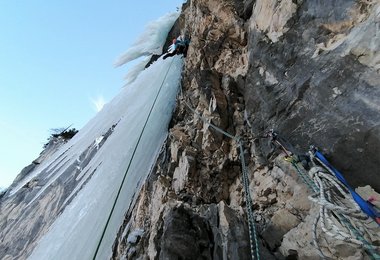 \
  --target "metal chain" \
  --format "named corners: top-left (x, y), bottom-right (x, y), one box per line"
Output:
top-left (239, 142), bottom-right (260, 260)
top-left (180, 93), bottom-right (260, 260)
